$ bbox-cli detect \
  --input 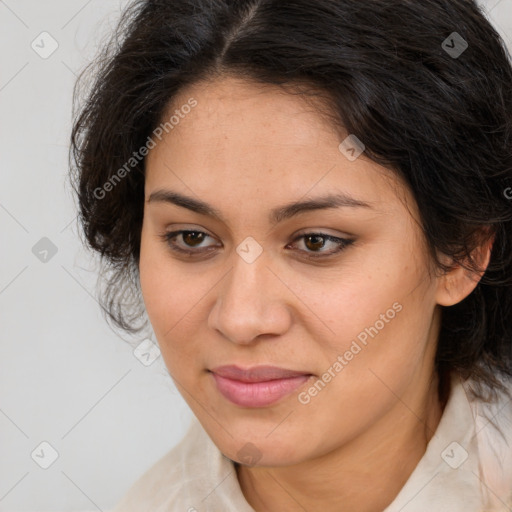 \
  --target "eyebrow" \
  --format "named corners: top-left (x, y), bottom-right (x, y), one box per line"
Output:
top-left (147, 189), bottom-right (373, 225)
